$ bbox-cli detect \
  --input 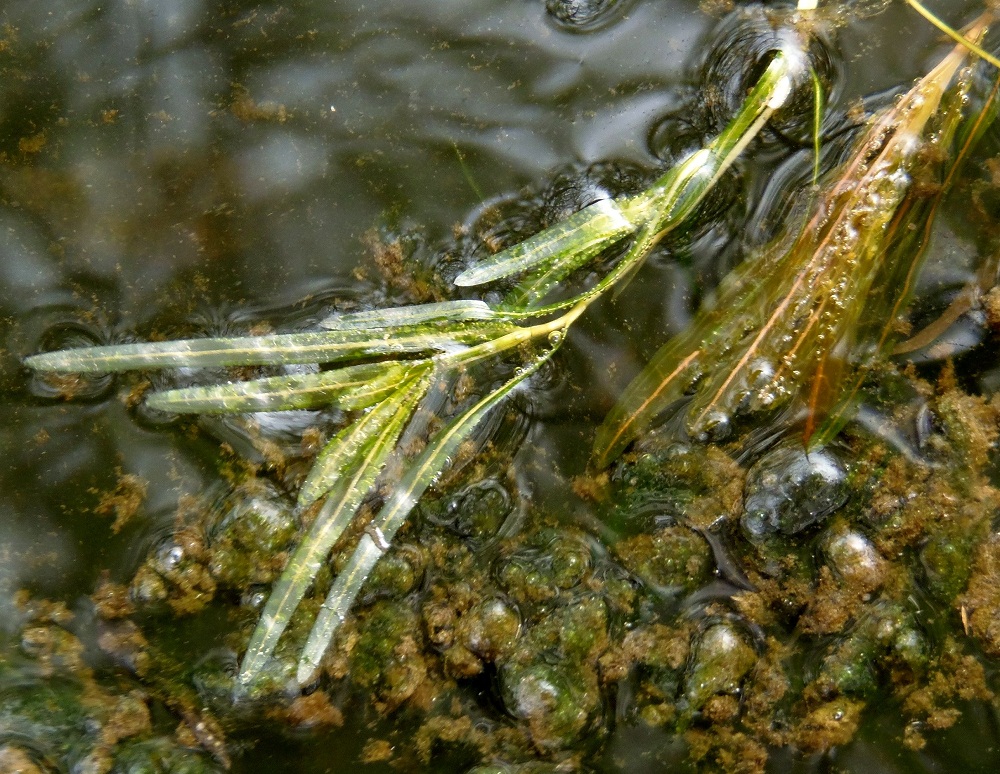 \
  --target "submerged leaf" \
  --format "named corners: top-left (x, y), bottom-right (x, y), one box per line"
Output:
top-left (236, 371), bottom-right (432, 688)
top-left (820, 65), bottom-right (1000, 439)
top-left (295, 345), bottom-right (560, 685)
top-left (593, 22), bottom-right (989, 467)
top-left (145, 361), bottom-right (416, 414)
